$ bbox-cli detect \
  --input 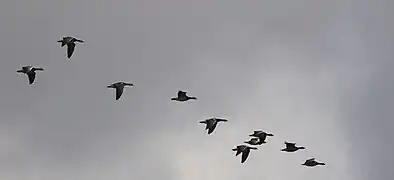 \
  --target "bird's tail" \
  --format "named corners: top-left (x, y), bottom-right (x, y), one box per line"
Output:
top-left (266, 133), bottom-right (274, 136)
top-left (17, 70), bottom-right (24, 73)
top-left (318, 162), bottom-right (326, 166)
top-left (189, 97), bottom-right (197, 100)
